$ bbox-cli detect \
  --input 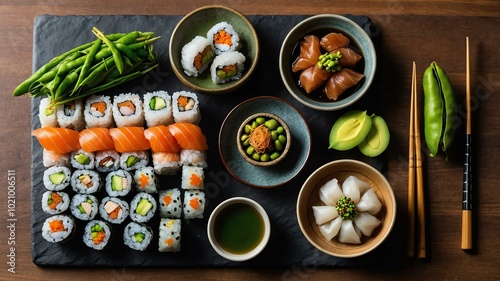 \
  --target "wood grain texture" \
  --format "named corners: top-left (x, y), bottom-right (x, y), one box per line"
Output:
top-left (1, 0), bottom-right (499, 280)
